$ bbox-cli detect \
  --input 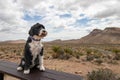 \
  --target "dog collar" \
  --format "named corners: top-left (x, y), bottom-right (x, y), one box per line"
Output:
top-left (29, 36), bottom-right (41, 41)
